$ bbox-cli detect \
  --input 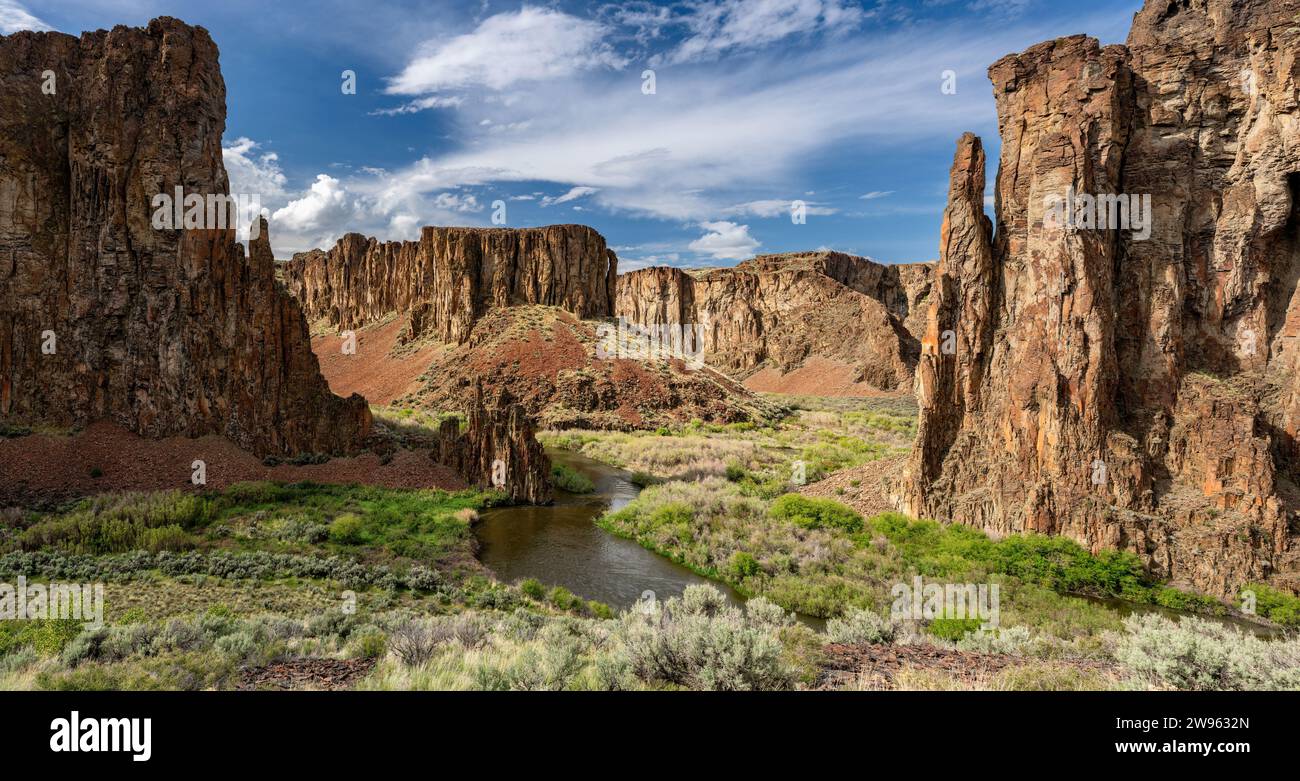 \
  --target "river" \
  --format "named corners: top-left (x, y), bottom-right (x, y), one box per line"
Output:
top-left (475, 449), bottom-right (754, 613)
